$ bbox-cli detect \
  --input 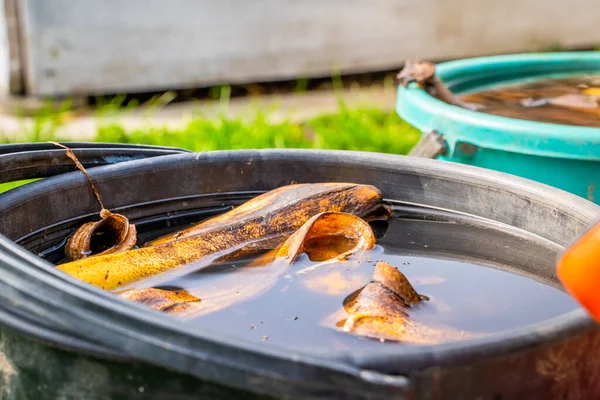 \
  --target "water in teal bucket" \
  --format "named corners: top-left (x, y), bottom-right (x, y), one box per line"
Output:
top-left (460, 75), bottom-right (600, 128)
top-left (396, 52), bottom-right (600, 203)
